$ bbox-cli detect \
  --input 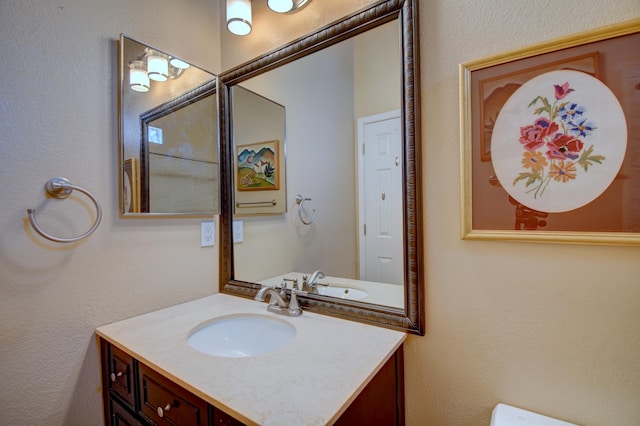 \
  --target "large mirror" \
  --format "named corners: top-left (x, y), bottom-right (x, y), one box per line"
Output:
top-left (219, 0), bottom-right (423, 334)
top-left (119, 35), bottom-right (220, 217)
